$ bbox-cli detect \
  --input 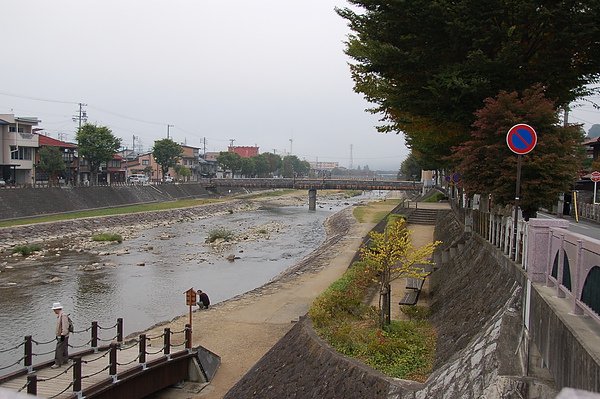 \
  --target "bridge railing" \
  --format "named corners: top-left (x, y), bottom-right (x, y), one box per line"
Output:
top-left (461, 202), bottom-right (600, 324)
